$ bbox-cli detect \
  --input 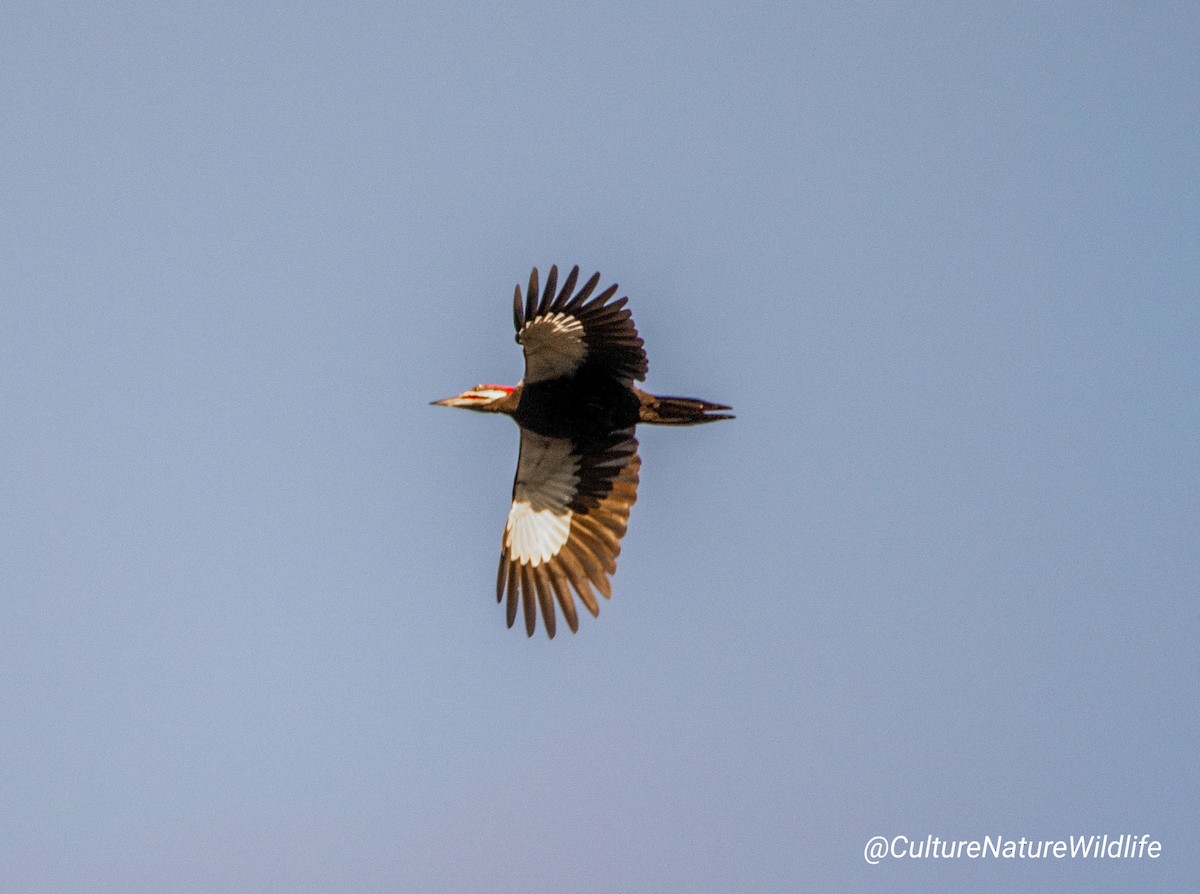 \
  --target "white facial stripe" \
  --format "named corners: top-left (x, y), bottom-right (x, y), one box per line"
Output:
top-left (470, 386), bottom-right (512, 401)
top-left (504, 501), bottom-right (573, 566)
top-left (520, 313), bottom-right (588, 382)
